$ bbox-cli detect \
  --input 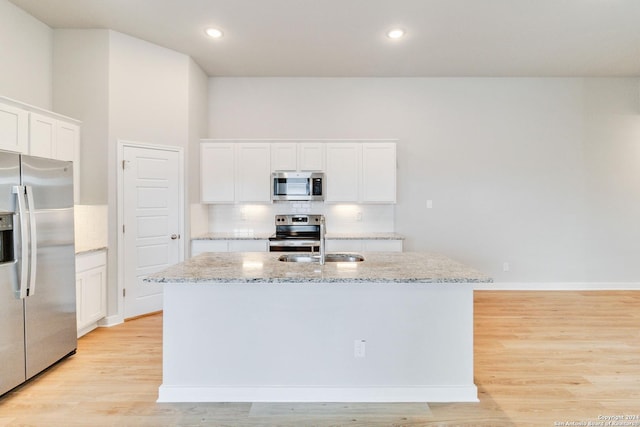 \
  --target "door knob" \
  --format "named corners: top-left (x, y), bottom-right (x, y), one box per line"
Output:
top-left (170, 234), bottom-right (180, 240)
